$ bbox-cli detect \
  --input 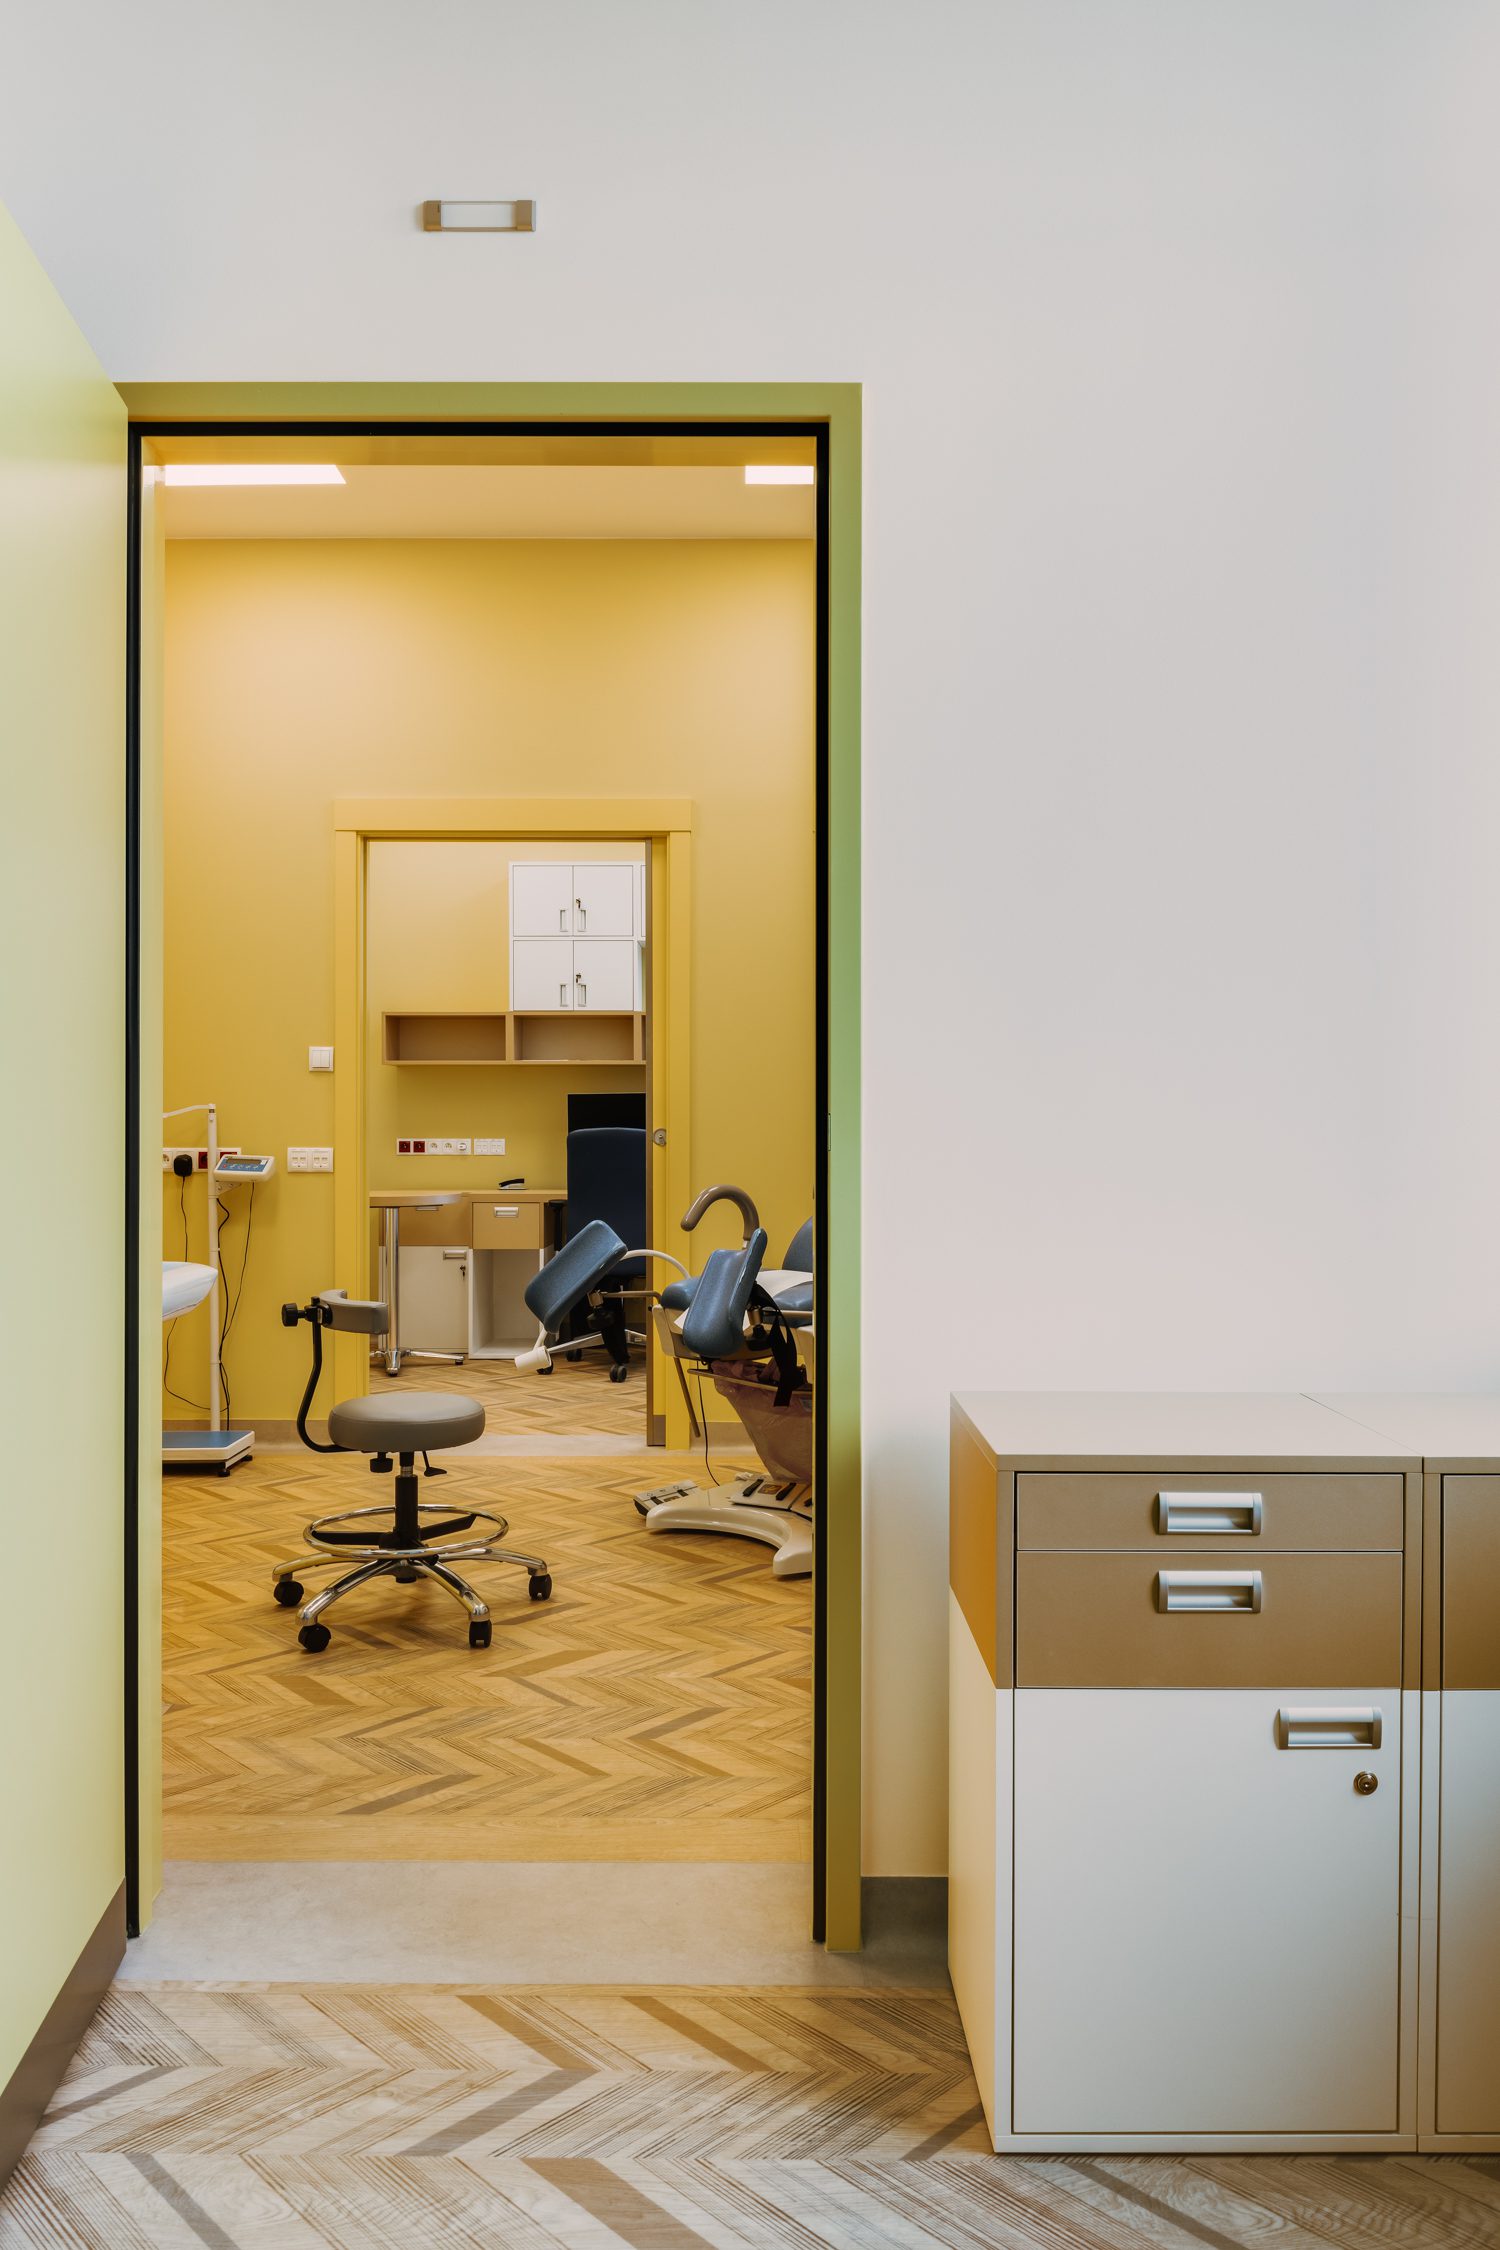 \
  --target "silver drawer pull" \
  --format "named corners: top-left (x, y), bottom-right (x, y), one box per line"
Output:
top-left (1276, 1706), bottom-right (1382, 1751)
top-left (1156, 1569), bottom-right (1263, 1614)
top-left (491, 1205), bottom-right (520, 1218)
top-left (1157, 1490), bottom-right (1263, 1537)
